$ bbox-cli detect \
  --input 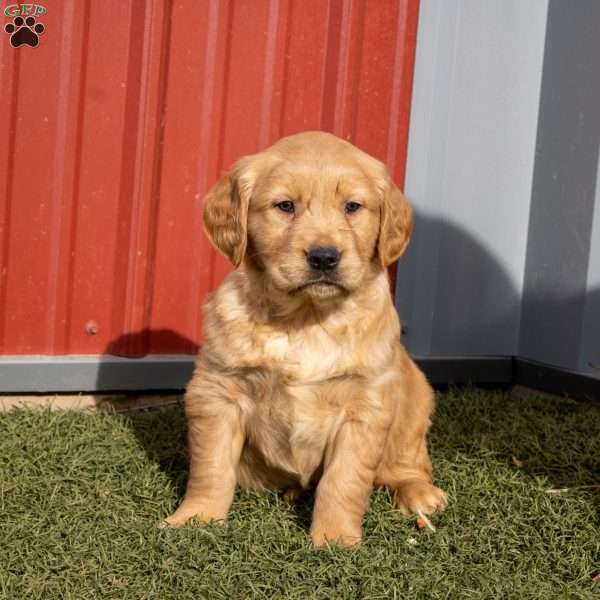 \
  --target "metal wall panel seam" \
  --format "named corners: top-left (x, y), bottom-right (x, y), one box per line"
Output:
top-left (188, 0), bottom-right (223, 343)
top-left (0, 51), bottom-right (21, 352)
top-left (45, 0), bottom-right (76, 353)
top-left (64, 0), bottom-right (91, 353)
top-left (143, 0), bottom-right (174, 354)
